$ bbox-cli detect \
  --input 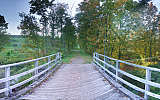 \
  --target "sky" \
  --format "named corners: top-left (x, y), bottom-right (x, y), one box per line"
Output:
top-left (0, 0), bottom-right (30, 35)
top-left (0, 0), bottom-right (159, 35)
top-left (56, 0), bottom-right (83, 17)
top-left (0, 0), bottom-right (83, 35)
